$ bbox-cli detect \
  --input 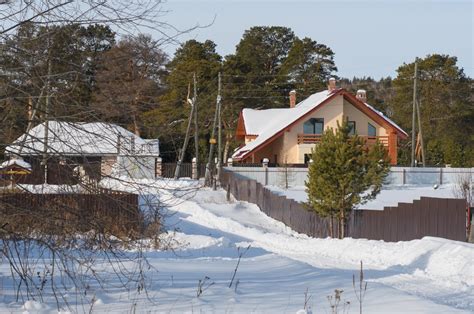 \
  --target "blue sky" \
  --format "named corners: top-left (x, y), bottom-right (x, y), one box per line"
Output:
top-left (155, 0), bottom-right (473, 79)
